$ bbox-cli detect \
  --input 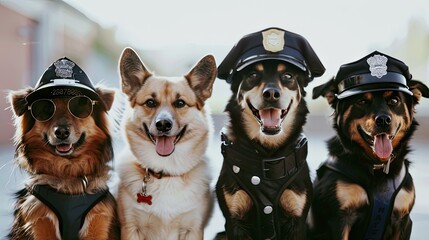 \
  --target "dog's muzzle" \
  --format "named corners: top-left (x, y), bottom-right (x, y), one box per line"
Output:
top-left (248, 99), bottom-right (293, 135)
